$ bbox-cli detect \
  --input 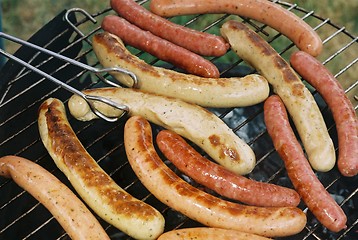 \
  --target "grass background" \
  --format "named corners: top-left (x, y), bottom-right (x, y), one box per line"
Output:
top-left (1, 0), bottom-right (357, 107)
top-left (1, 0), bottom-right (357, 54)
